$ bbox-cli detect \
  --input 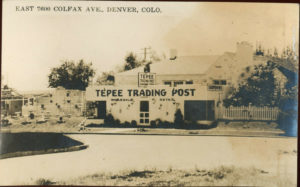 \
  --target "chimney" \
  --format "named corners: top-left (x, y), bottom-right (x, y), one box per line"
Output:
top-left (236, 41), bottom-right (253, 65)
top-left (169, 49), bottom-right (177, 60)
